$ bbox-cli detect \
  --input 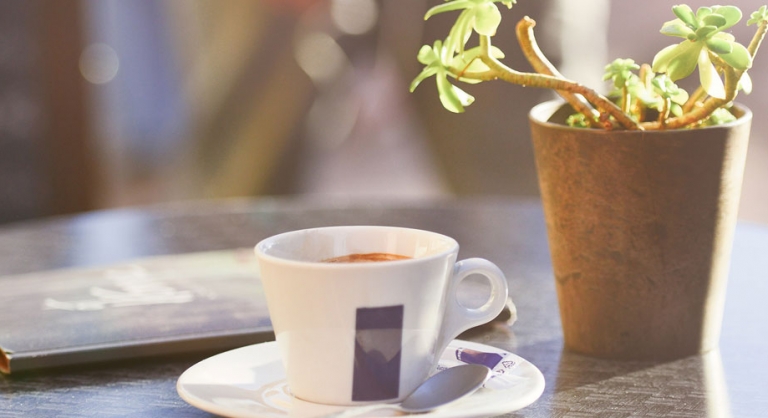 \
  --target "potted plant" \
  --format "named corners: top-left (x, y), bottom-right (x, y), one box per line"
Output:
top-left (411, 1), bottom-right (768, 361)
